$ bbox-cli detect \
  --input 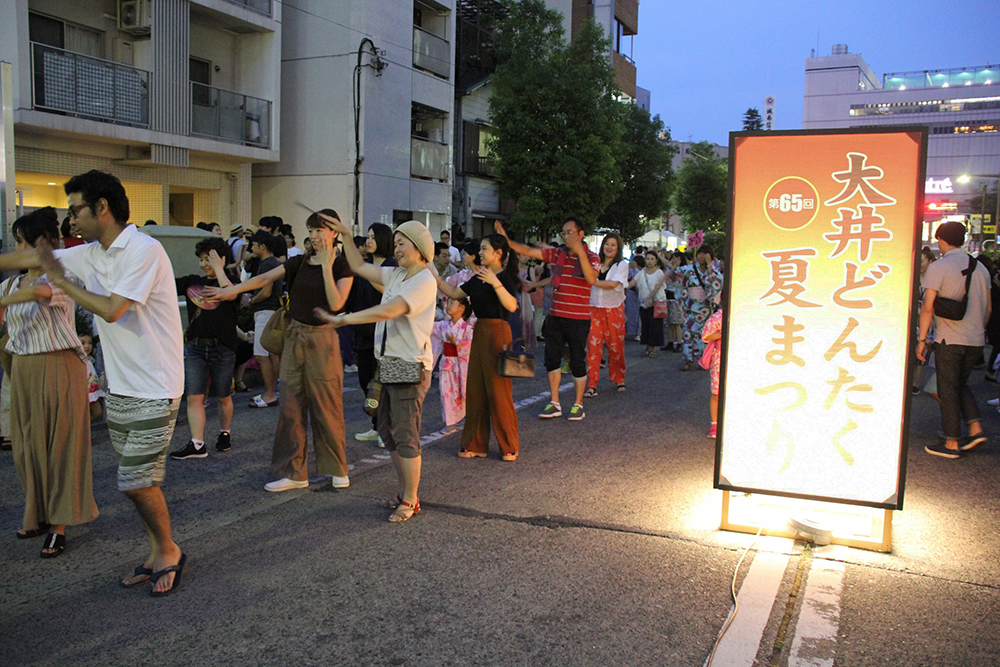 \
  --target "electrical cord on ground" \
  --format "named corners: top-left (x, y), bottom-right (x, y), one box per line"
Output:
top-left (705, 526), bottom-right (764, 667)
